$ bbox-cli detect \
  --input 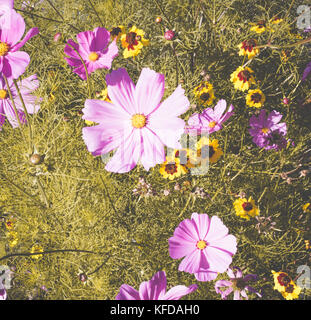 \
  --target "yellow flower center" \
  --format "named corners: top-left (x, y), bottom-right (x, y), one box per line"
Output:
top-left (0, 42), bottom-right (9, 56)
top-left (209, 121), bottom-right (217, 128)
top-left (196, 240), bottom-right (207, 250)
top-left (131, 114), bottom-right (147, 128)
top-left (0, 89), bottom-right (8, 99)
top-left (88, 52), bottom-right (99, 61)
top-left (261, 128), bottom-right (269, 134)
